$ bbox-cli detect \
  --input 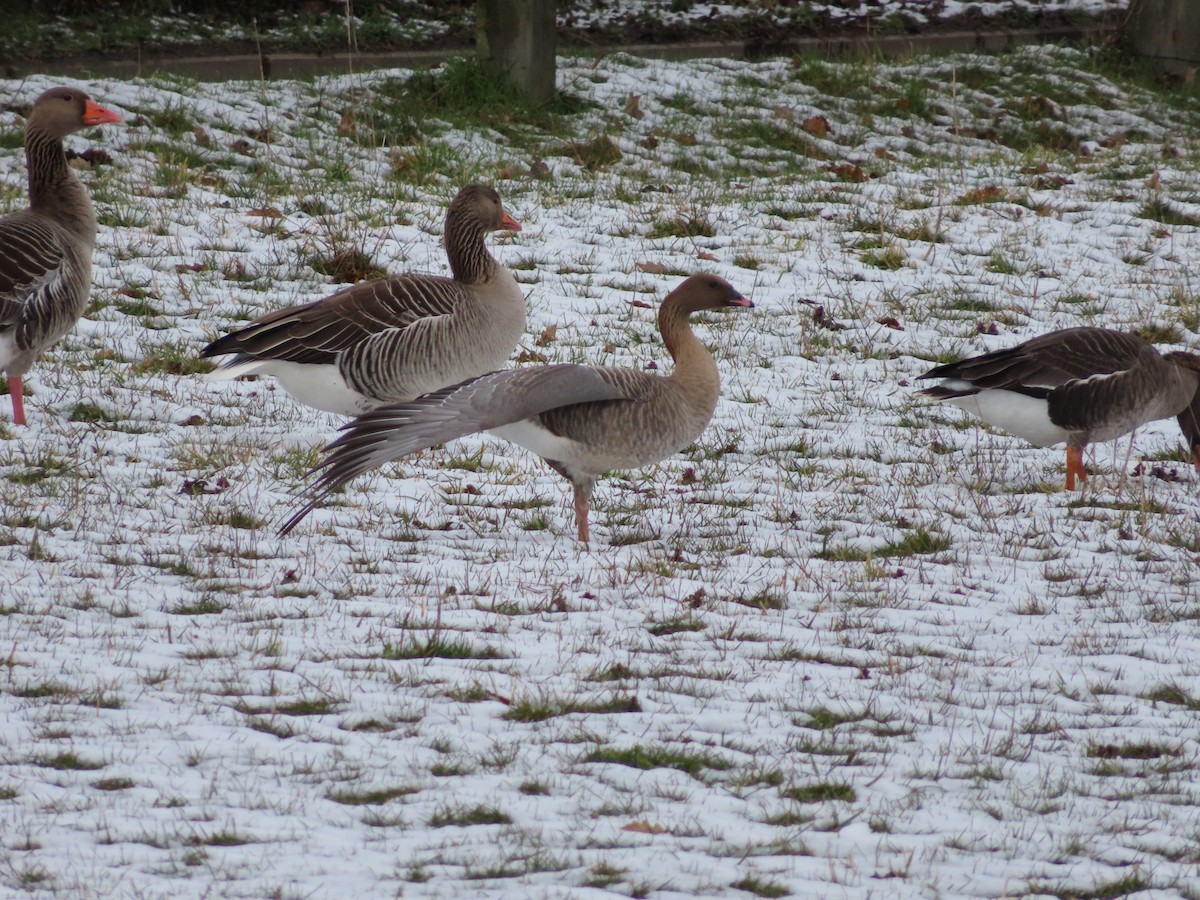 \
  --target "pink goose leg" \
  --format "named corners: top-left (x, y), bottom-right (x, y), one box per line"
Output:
top-left (7, 376), bottom-right (25, 426)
